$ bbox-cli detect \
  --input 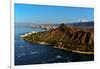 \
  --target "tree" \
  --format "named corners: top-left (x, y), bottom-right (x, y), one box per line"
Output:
top-left (59, 23), bottom-right (66, 31)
